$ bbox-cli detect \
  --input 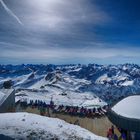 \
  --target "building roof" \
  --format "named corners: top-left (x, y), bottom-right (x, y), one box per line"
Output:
top-left (108, 95), bottom-right (140, 132)
top-left (112, 95), bottom-right (140, 119)
top-left (0, 91), bottom-right (5, 101)
top-left (0, 89), bottom-right (14, 106)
